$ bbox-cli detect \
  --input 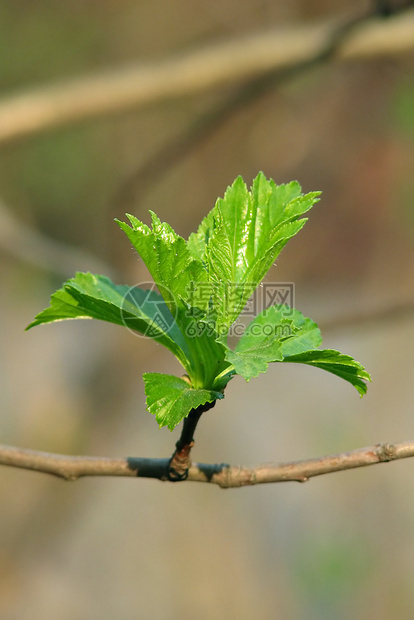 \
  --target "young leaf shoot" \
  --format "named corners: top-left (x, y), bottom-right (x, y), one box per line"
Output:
top-left (27, 172), bottom-right (371, 430)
